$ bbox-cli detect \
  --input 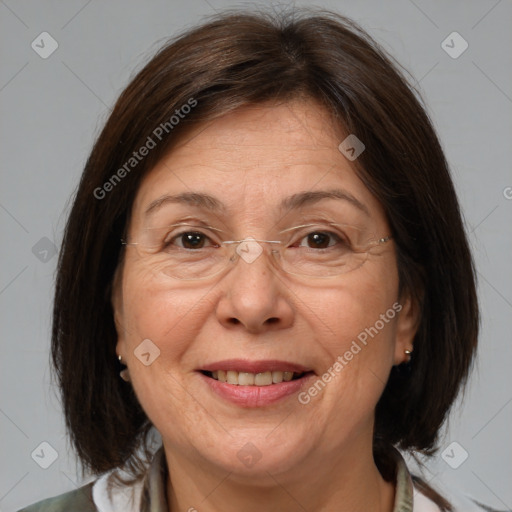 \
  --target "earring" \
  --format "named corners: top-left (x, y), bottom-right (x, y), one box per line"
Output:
top-left (118, 354), bottom-right (131, 382)
top-left (393, 348), bottom-right (413, 377)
